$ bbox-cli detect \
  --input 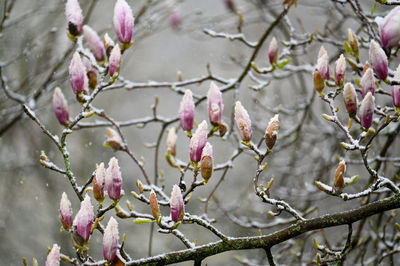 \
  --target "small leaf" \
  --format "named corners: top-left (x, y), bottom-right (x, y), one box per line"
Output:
top-left (344, 41), bottom-right (352, 56)
top-left (133, 218), bottom-right (155, 224)
top-left (277, 58), bottom-right (291, 69)
top-left (371, 2), bottom-right (377, 16)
